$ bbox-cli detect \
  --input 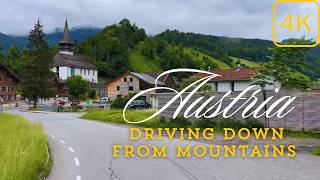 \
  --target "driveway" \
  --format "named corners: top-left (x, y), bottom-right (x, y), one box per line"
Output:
top-left (6, 108), bottom-right (320, 180)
